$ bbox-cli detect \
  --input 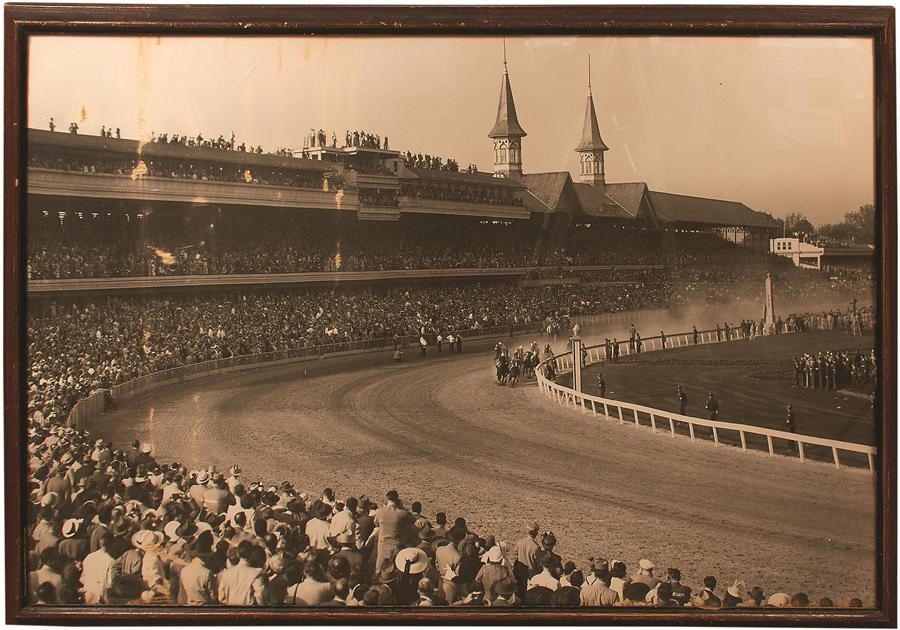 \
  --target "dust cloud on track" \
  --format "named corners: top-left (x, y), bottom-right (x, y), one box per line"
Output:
top-left (91, 339), bottom-right (877, 604)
